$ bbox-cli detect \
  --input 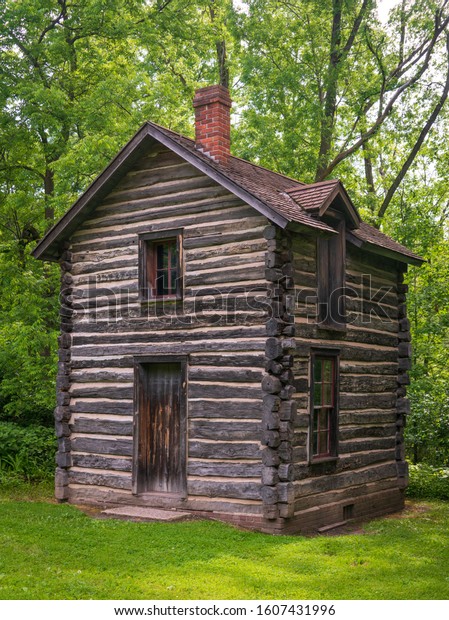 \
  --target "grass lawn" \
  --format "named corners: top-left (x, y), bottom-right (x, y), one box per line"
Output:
top-left (0, 489), bottom-right (448, 600)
